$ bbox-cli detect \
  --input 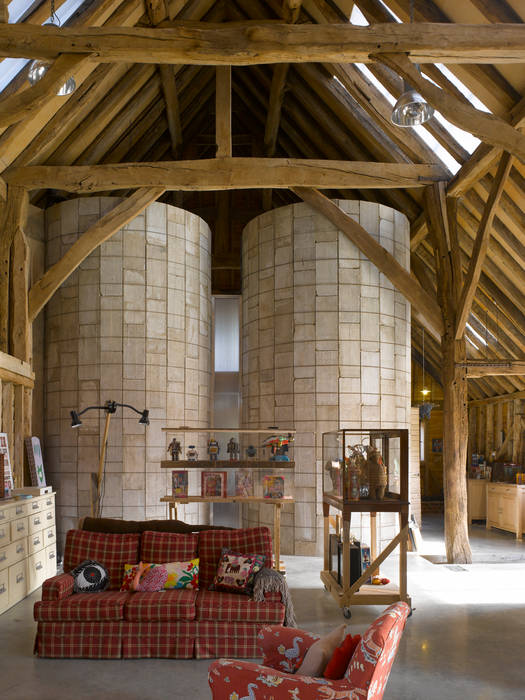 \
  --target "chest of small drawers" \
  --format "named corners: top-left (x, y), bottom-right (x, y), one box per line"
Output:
top-left (0, 493), bottom-right (56, 615)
